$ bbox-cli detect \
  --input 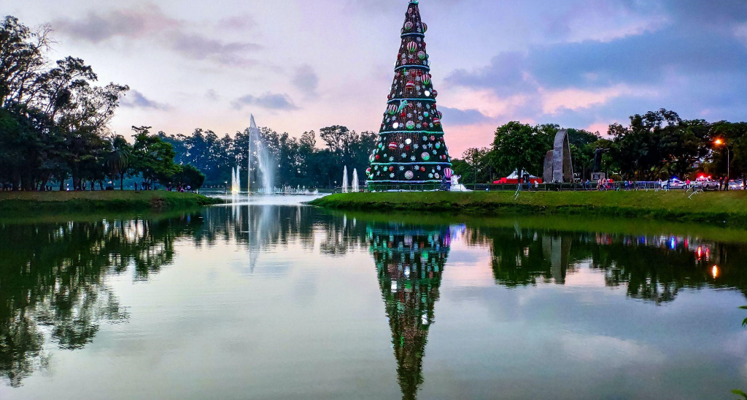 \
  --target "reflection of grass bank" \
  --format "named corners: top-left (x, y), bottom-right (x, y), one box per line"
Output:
top-left (327, 209), bottom-right (747, 244)
top-left (0, 207), bottom-right (206, 225)
top-left (0, 191), bottom-right (221, 213)
top-left (311, 191), bottom-right (747, 227)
